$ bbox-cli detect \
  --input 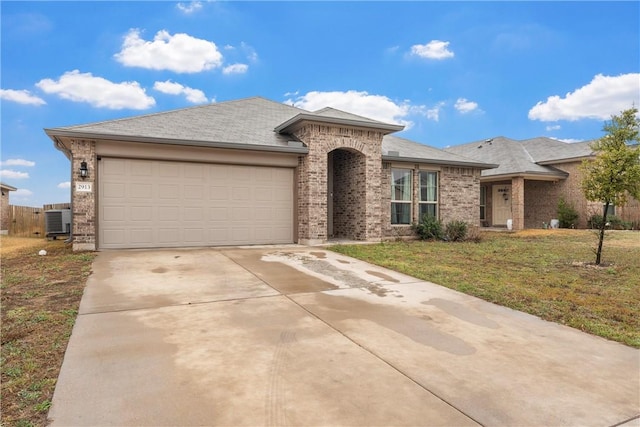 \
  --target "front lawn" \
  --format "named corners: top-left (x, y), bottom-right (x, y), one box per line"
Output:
top-left (1, 237), bottom-right (96, 427)
top-left (329, 229), bottom-right (640, 348)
